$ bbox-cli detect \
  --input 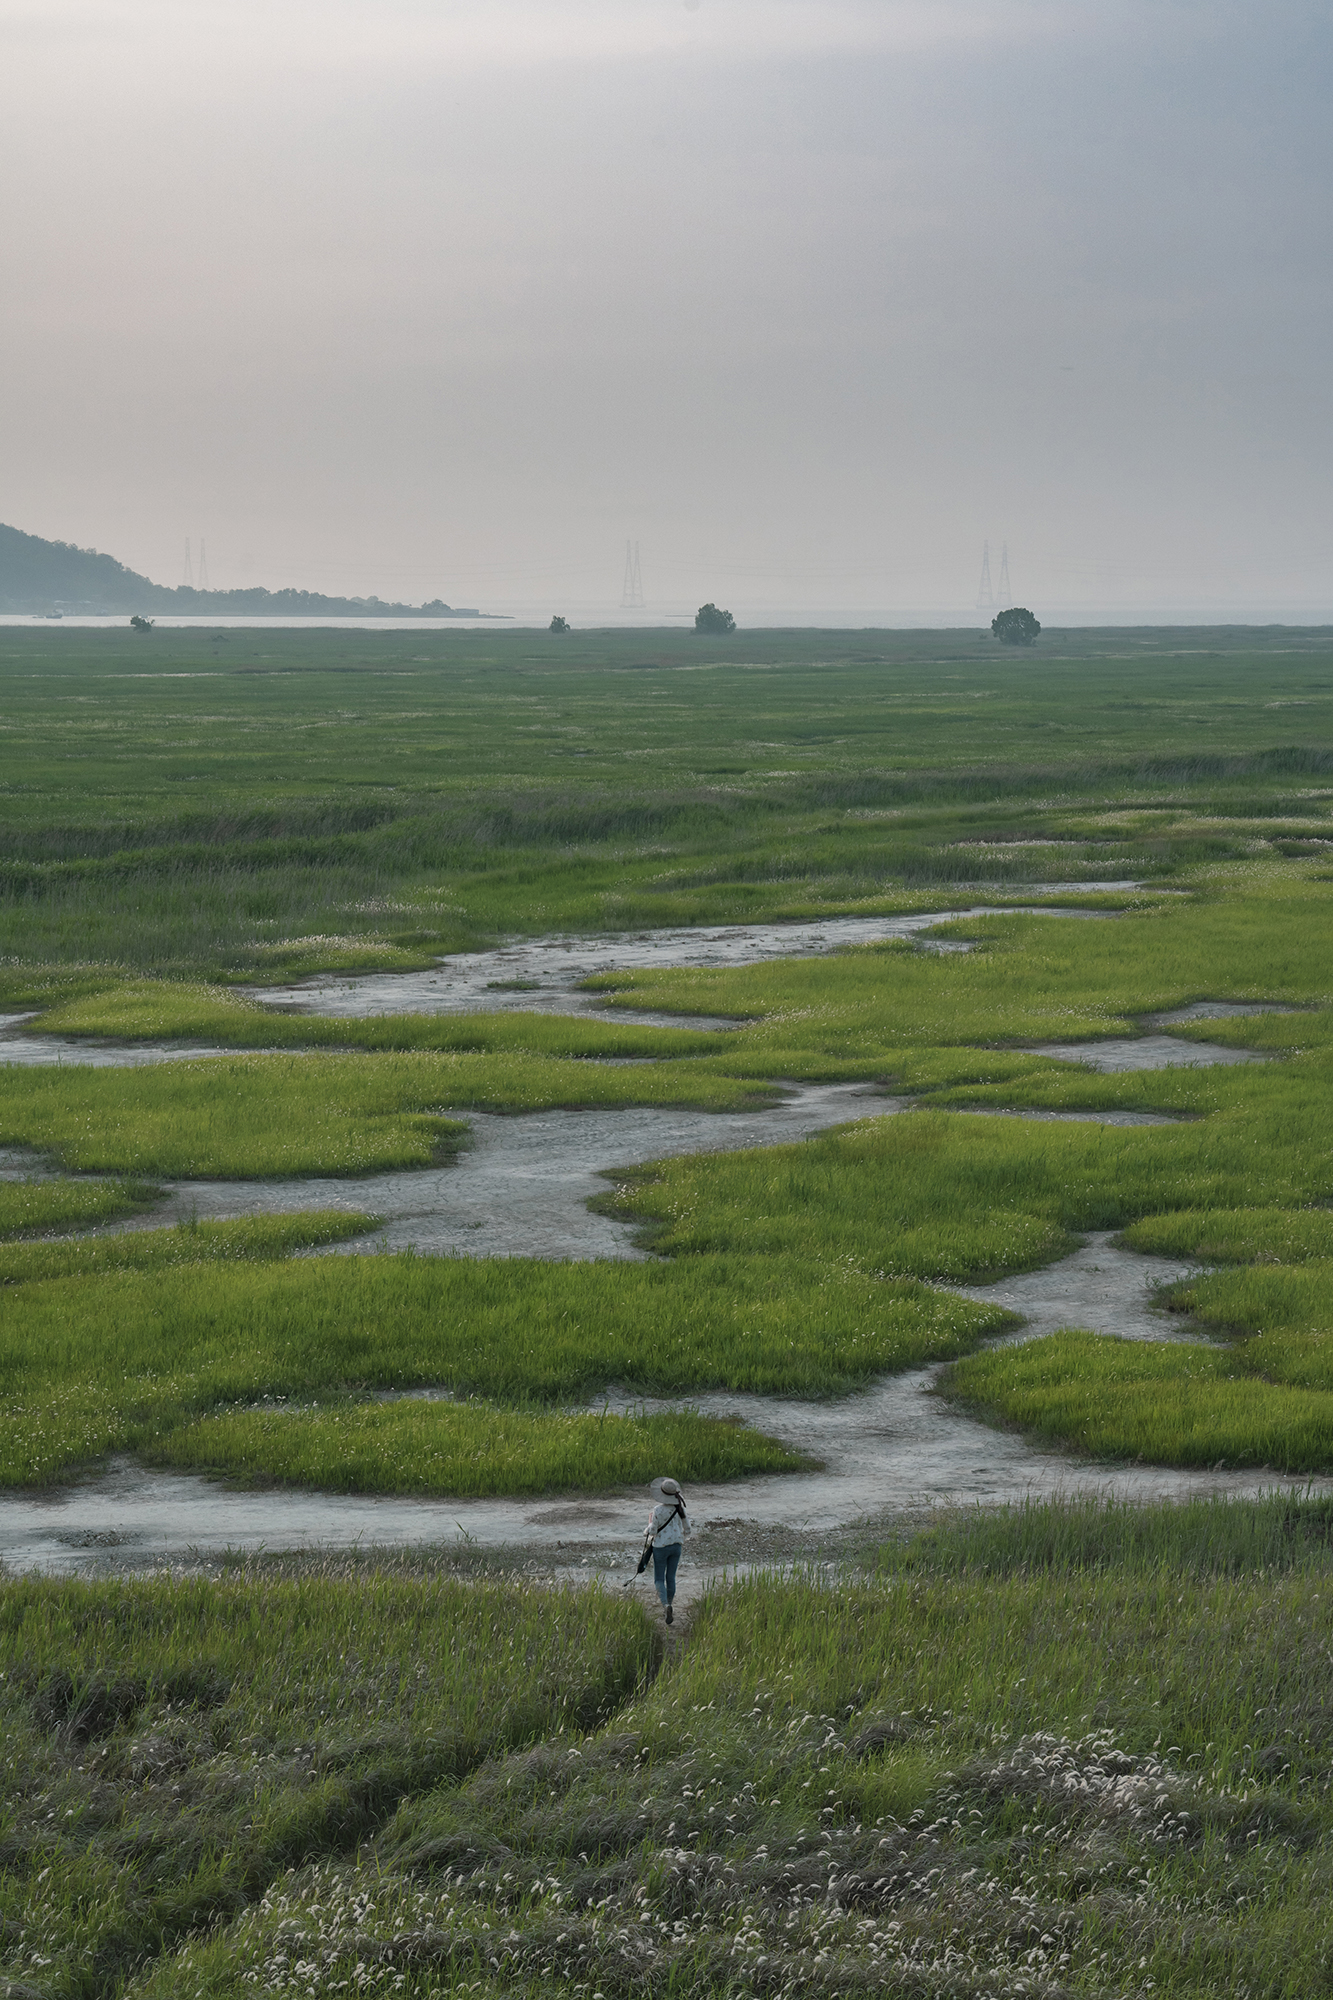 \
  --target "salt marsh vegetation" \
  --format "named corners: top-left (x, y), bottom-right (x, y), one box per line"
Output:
top-left (110, 1495), bottom-right (1333, 2000)
top-left (0, 1248), bottom-right (1001, 1488)
top-left (149, 1399), bottom-right (810, 1498)
top-left (0, 1174), bottom-right (158, 1238)
top-left (0, 1569), bottom-right (651, 1999)
top-left (6, 627), bottom-right (1333, 1991)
